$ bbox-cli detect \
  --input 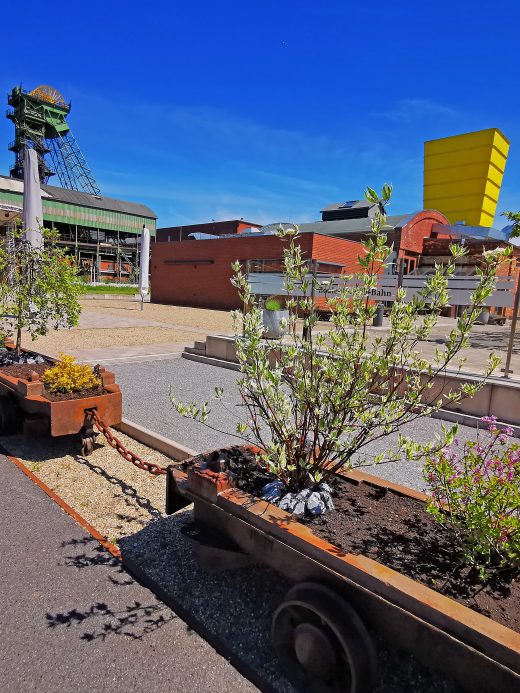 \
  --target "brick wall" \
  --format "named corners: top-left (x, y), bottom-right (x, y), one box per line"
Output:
top-left (398, 210), bottom-right (451, 257)
top-left (421, 237), bottom-right (520, 317)
top-left (151, 233), bottom-right (366, 310)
